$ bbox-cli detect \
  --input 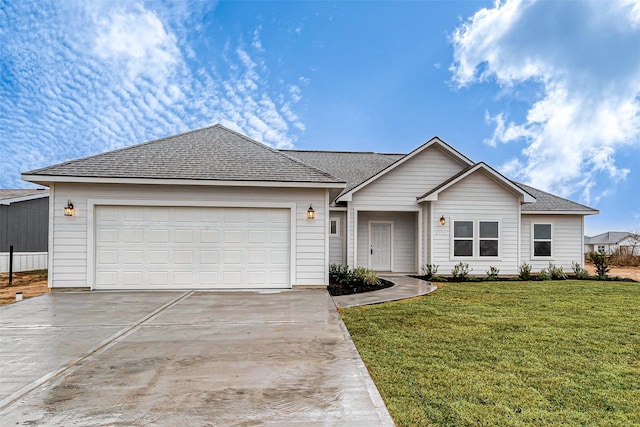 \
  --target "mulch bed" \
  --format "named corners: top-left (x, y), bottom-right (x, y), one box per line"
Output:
top-left (327, 278), bottom-right (394, 296)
